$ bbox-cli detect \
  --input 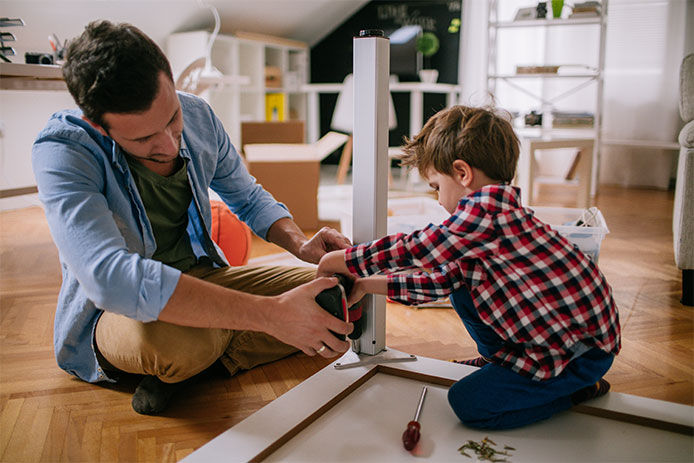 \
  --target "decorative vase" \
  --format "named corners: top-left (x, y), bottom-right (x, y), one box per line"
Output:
top-left (418, 69), bottom-right (439, 83)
